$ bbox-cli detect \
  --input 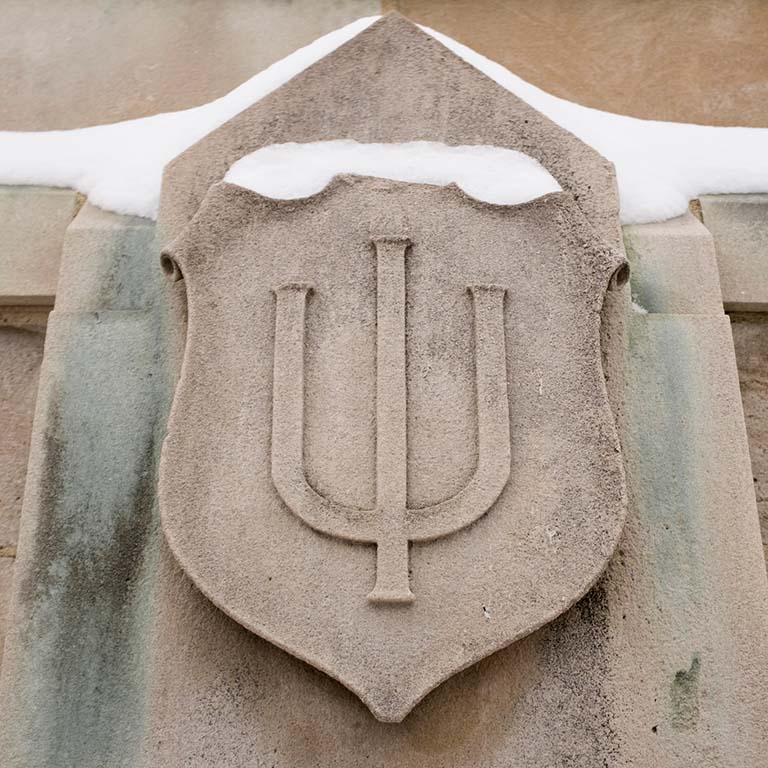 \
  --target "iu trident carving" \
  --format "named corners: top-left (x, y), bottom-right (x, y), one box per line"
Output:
top-left (271, 238), bottom-right (511, 604)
